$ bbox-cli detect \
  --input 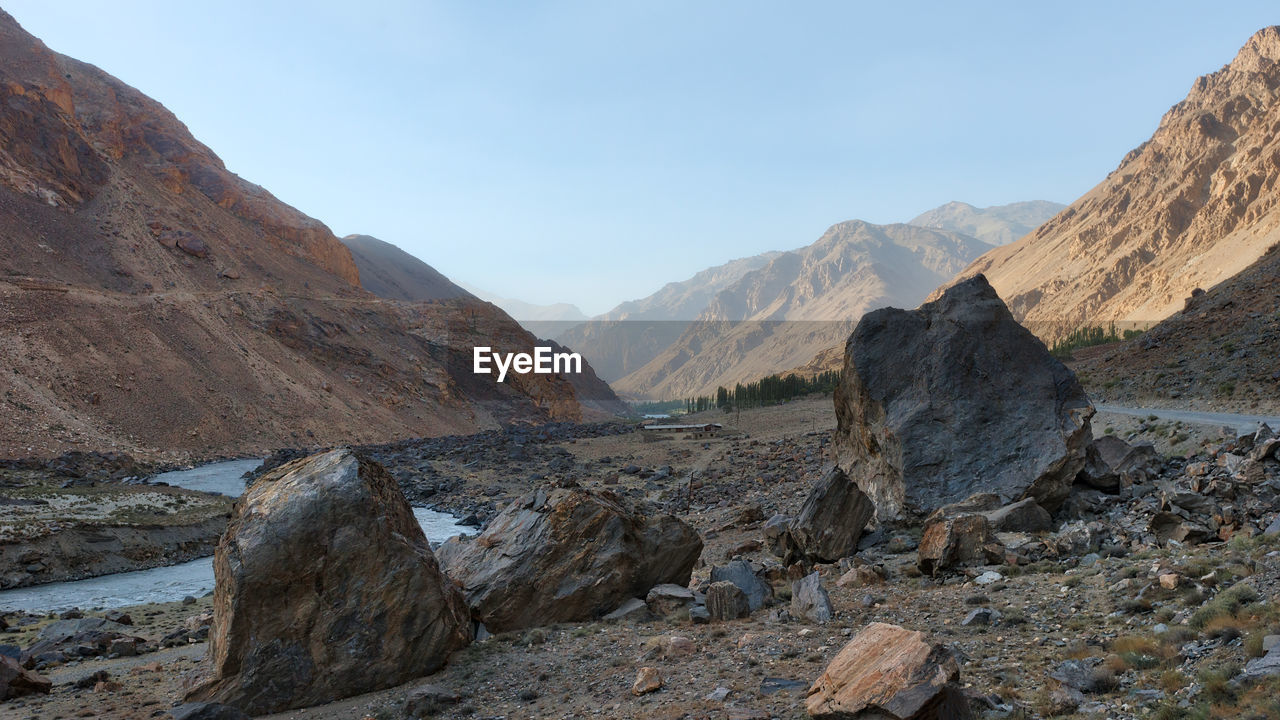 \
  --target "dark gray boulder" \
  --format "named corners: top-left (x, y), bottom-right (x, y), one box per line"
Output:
top-left (184, 450), bottom-right (472, 715)
top-left (833, 274), bottom-right (1095, 521)
top-left (437, 486), bottom-right (702, 632)
top-left (782, 467), bottom-right (874, 564)
top-left (1080, 435), bottom-right (1161, 490)
top-left (169, 703), bottom-right (251, 720)
top-left (709, 559), bottom-right (773, 612)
